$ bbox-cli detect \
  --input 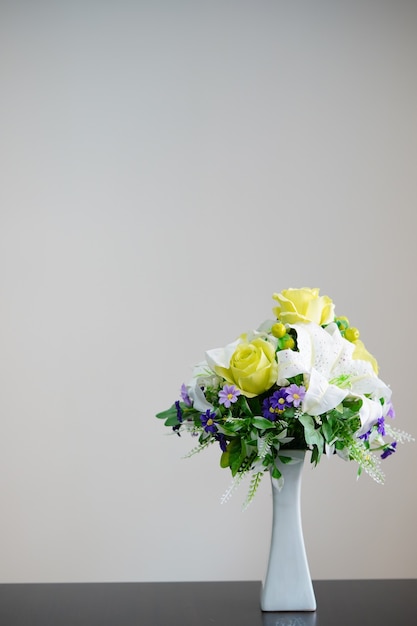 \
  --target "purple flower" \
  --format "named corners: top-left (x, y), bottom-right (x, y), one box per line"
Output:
top-left (262, 398), bottom-right (277, 420)
top-left (381, 441), bottom-right (397, 459)
top-left (200, 410), bottom-right (218, 434)
top-left (180, 384), bottom-right (192, 407)
top-left (270, 389), bottom-right (291, 410)
top-left (284, 384), bottom-right (306, 408)
top-left (385, 401), bottom-right (396, 420)
top-left (360, 417), bottom-right (386, 441)
top-left (215, 432), bottom-right (228, 452)
top-left (377, 417), bottom-right (386, 436)
top-left (218, 385), bottom-right (241, 408)
top-left (175, 400), bottom-right (183, 422)
top-left (262, 389), bottom-right (290, 420)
